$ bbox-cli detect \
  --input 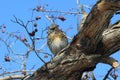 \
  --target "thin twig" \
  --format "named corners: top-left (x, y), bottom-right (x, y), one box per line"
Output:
top-left (103, 67), bottom-right (113, 80)
top-left (0, 70), bottom-right (35, 76)
top-left (11, 16), bottom-right (46, 63)
top-left (44, 14), bottom-right (54, 23)
top-left (0, 38), bottom-right (24, 56)
top-left (34, 50), bottom-right (46, 64)
top-left (11, 16), bottom-right (33, 43)
top-left (35, 9), bottom-right (81, 15)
